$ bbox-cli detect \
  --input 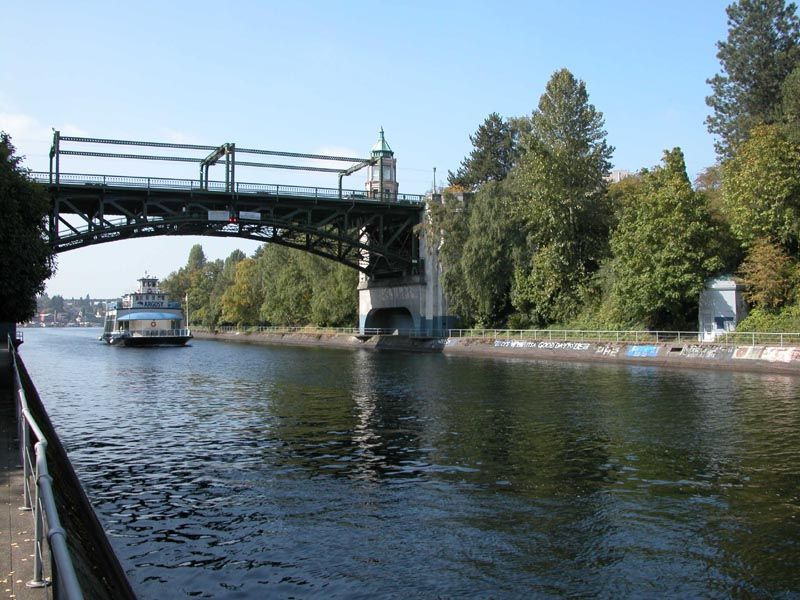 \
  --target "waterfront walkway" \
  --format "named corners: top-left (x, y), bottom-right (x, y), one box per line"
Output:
top-left (0, 348), bottom-right (49, 600)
